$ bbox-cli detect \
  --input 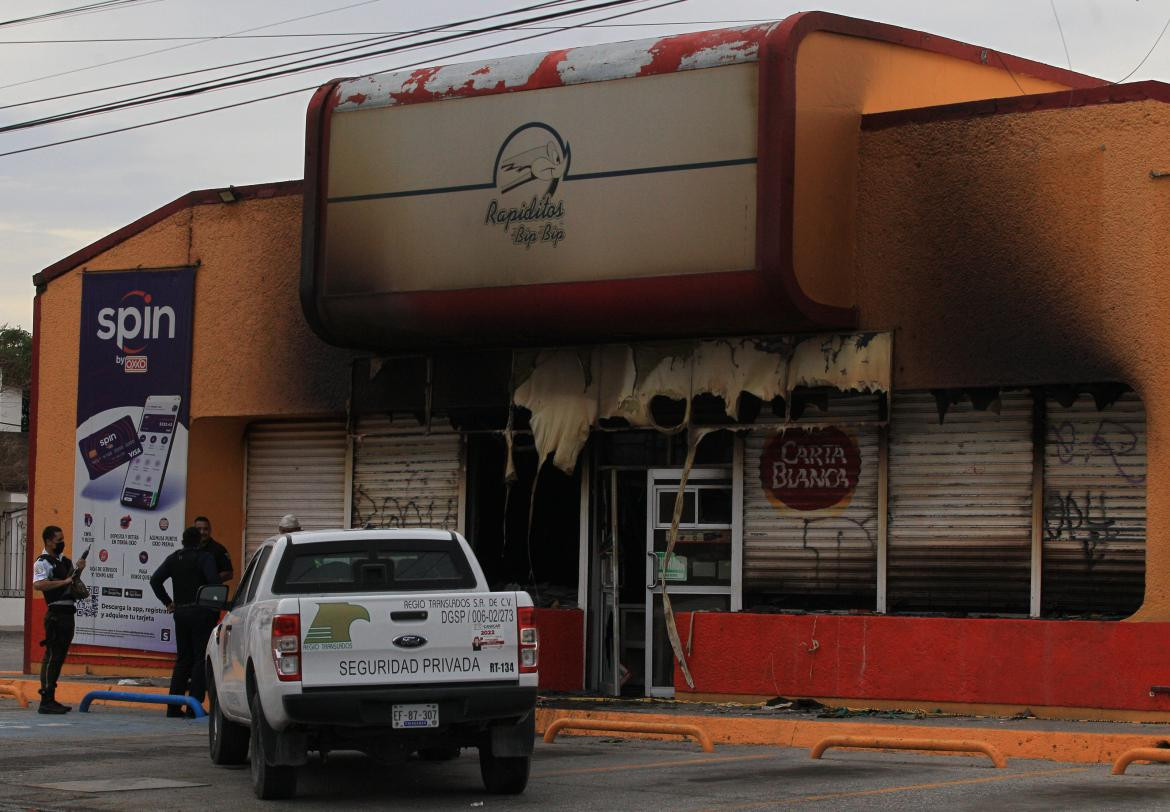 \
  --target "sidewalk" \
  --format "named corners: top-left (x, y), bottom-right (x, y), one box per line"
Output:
top-left (535, 695), bottom-right (1170, 765)
top-left (2, 671), bottom-right (1168, 767)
